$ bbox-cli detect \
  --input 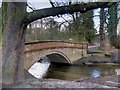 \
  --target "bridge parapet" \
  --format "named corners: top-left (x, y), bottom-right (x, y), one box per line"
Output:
top-left (25, 41), bottom-right (88, 52)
